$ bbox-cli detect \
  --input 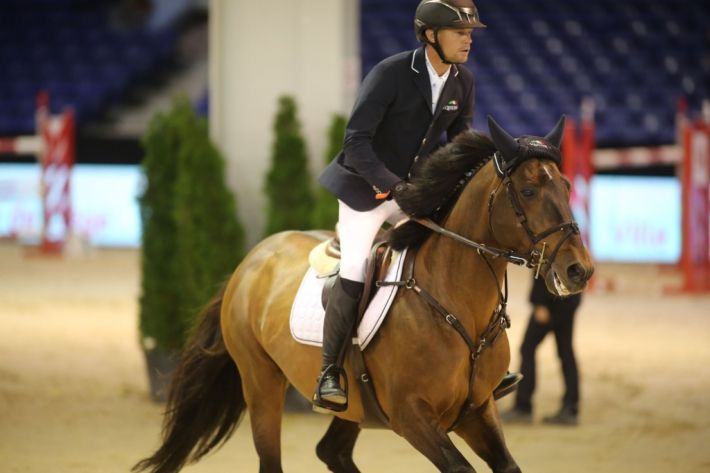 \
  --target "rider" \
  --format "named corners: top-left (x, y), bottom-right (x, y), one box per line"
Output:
top-left (314, 0), bottom-right (520, 411)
